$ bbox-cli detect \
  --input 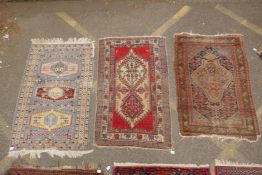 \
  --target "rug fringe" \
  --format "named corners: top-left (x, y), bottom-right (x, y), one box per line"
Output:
top-left (31, 38), bottom-right (94, 44)
top-left (31, 38), bottom-right (95, 58)
top-left (8, 165), bottom-right (80, 170)
top-left (99, 36), bottom-right (166, 40)
top-left (215, 160), bottom-right (262, 167)
top-left (173, 32), bottom-right (243, 37)
top-left (178, 132), bottom-right (261, 143)
top-left (114, 162), bottom-right (209, 168)
top-left (93, 144), bottom-right (172, 151)
top-left (8, 149), bottom-right (94, 159)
